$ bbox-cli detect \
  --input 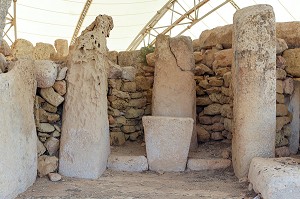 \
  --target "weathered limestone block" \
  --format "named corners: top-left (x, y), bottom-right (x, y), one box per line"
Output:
top-left (276, 104), bottom-right (288, 116)
top-left (118, 50), bottom-right (141, 67)
top-left (11, 39), bottom-right (34, 59)
top-left (56, 66), bottom-right (68, 80)
top-left (146, 52), bottom-right (155, 67)
top-left (60, 15), bottom-right (113, 179)
top-left (276, 38), bottom-right (288, 54)
top-left (276, 56), bottom-right (286, 69)
top-left (33, 42), bottom-right (56, 60)
top-left (195, 125), bottom-right (210, 142)
top-left (51, 39), bottom-right (69, 60)
top-left (53, 80), bottom-right (67, 96)
top-left (194, 63), bottom-right (213, 75)
top-left (0, 60), bottom-right (37, 199)
top-left (110, 131), bottom-right (125, 145)
top-left (35, 60), bottom-right (58, 88)
top-left (276, 22), bottom-right (300, 49)
top-left (276, 68), bottom-right (286, 80)
top-left (152, 35), bottom-right (197, 149)
top-left (107, 155), bottom-right (148, 172)
top-left (232, 5), bottom-right (276, 178)
top-left (201, 48), bottom-right (218, 67)
top-left (136, 76), bottom-right (153, 91)
top-left (40, 87), bottom-right (64, 107)
top-left (198, 24), bottom-right (233, 49)
top-left (37, 155), bottom-right (58, 177)
top-left (108, 60), bottom-right (122, 79)
top-left (284, 78), bottom-right (294, 95)
top-left (212, 49), bottom-right (233, 68)
top-left (143, 116), bottom-right (193, 171)
top-left (249, 157), bottom-right (300, 199)
top-left (276, 80), bottom-right (284, 93)
top-left (107, 51), bottom-right (118, 64)
top-left (0, 39), bottom-right (12, 56)
top-left (204, 103), bottom-right (222, 115)
top-left (122, 66), bottom-right (136, 81)
top-left (283, 49), bottom-right (300, 77)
